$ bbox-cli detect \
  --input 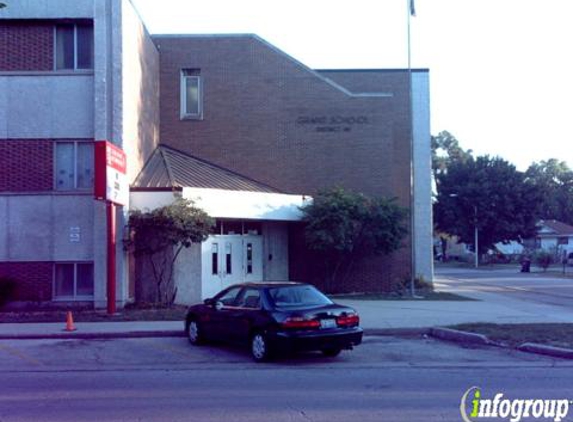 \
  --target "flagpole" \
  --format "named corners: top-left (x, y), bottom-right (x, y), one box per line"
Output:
top-left (407, 0), bottom-right (420, 298)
